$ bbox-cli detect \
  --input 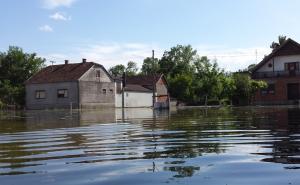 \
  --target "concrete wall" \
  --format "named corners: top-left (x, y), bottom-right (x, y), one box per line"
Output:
top-left (116, 91), bottom-right (153, 108)
top-left (79, 65), bottom-right (112, 82)
top-left (257, 55), bottom-right (300, 72)
top-left (26, 82), bottom-right (79, 110)
top-left (78, 65), bottom-right (116, 108)
top-left (79, 81), bottom-right (115, 108)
